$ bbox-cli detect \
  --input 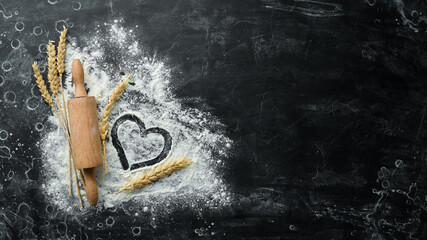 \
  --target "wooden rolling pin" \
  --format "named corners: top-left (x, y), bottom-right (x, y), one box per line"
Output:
top-left (68, 59), bottom-right (103, 206)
